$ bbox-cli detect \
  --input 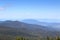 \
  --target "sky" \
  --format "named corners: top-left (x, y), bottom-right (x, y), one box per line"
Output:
top-left (0, 0), bottom-right (60, 22)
